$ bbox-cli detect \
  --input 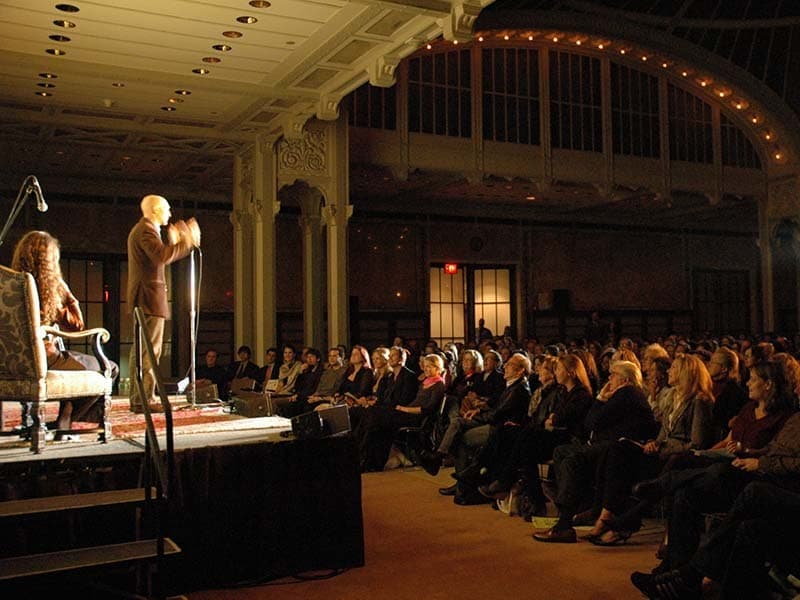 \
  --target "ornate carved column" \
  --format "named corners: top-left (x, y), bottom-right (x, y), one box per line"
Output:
top-left (296, 182), bottom-right (325, 349)
top-left (252, 136), bottom-right (280, 361)
top-left (278, 114), bottom-right (351, 349)
top-left (231, 152), bottom-right (254, 351)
